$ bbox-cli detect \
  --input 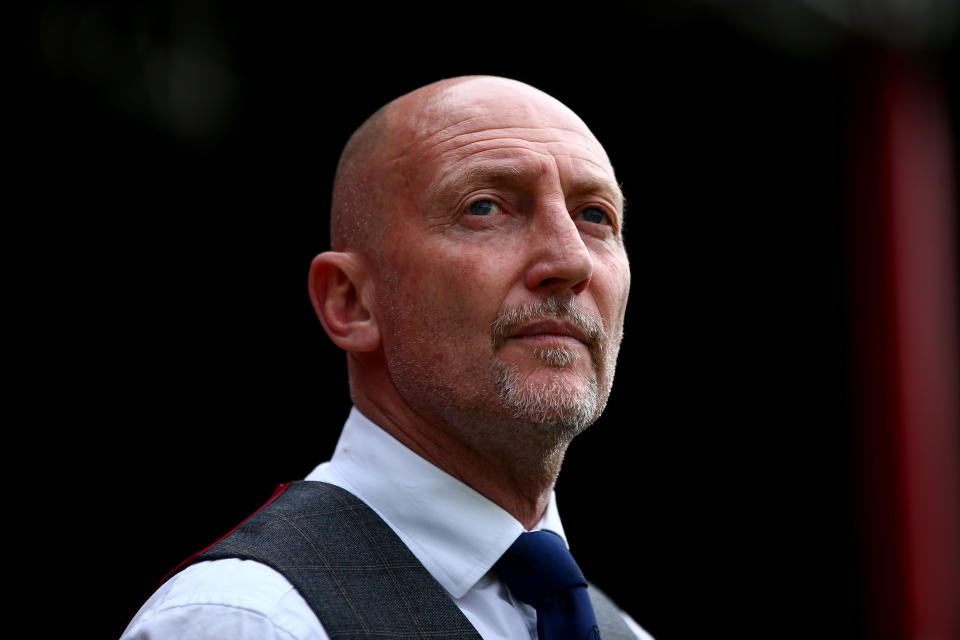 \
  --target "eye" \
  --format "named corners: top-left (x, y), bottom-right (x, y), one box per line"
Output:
top-left (467, 199), bottom-right (500, 216)
top-left (578, 206), bottom-right (609, 225)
